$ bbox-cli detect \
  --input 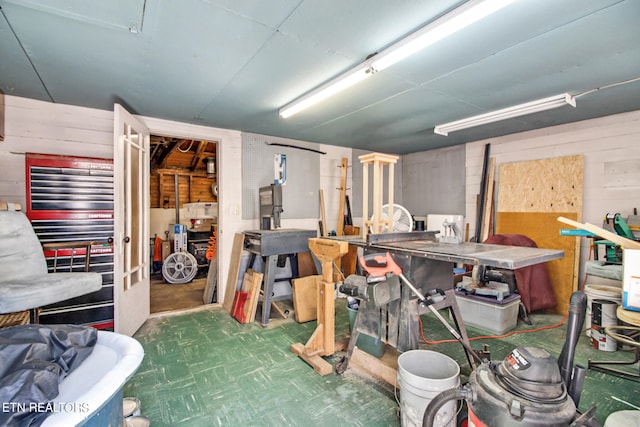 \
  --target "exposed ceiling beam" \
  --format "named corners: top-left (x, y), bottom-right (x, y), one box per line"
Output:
top-left (153, 138), bottom-right (183, 169)
top-left (190, 141), bottom-right (208, 171)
